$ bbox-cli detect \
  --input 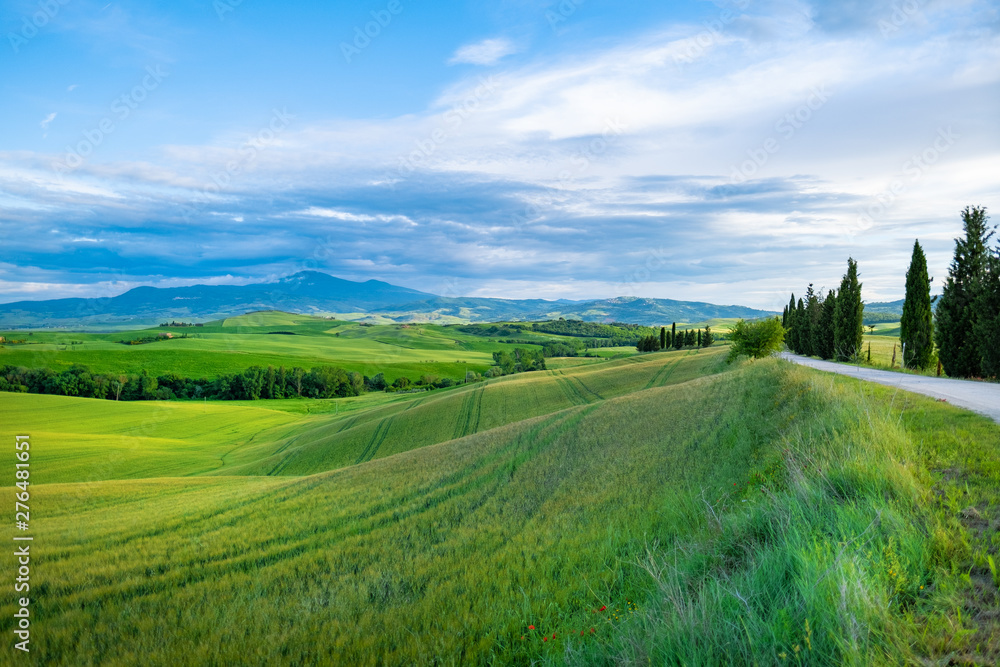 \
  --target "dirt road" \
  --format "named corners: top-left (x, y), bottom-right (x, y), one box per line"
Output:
top-left (779, 352), bottom-right (1000, 423)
